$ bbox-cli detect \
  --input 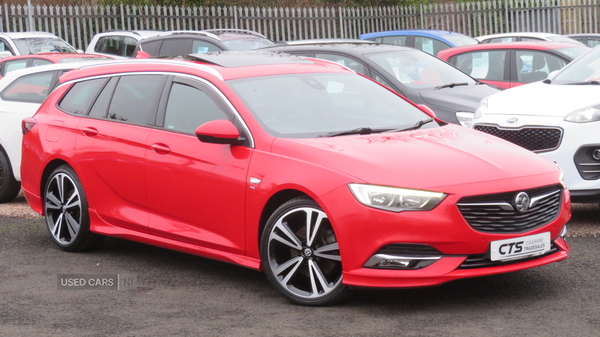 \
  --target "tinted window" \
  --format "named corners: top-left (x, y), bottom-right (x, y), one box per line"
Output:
top-left (123, 37), bottom-right (138, 57)
top-left (314, 53), bottom-right (367, 75)
top-left (107, 75), bottom-right (165, 125)
top-left (89, 77), bottom-right (118, 118)
top-left (158, 39), bottom-right (189, 56)
top-left (377, 36), bottom-right (407, 46)
top-left (164, 82), bottom-right (229, 134)
top-left (0, 71), bottom-right (57, 103)
top-left (139, 40), bottom-right (162, 55)
top-left (453, 50), bottom-right (507, 81)
top-left (191, 40), bottom-right (224, 53)
top-left (59, 78), bottom-right (107, 115)
top-left (414, 36), bottom-right (450, 55)
top-left (96, 36), bottom-right (121, 55)
top-left (516, 50), bottom-right (566, 83)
